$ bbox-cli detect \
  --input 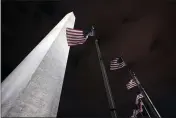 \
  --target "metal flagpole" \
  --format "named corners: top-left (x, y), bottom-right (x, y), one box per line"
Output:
top-left (128, 69), bottom-right (161, 118)
top-left (120, 56), bottom-right (161, 118)
top-left (95, 39), bottom-right (118, 118)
